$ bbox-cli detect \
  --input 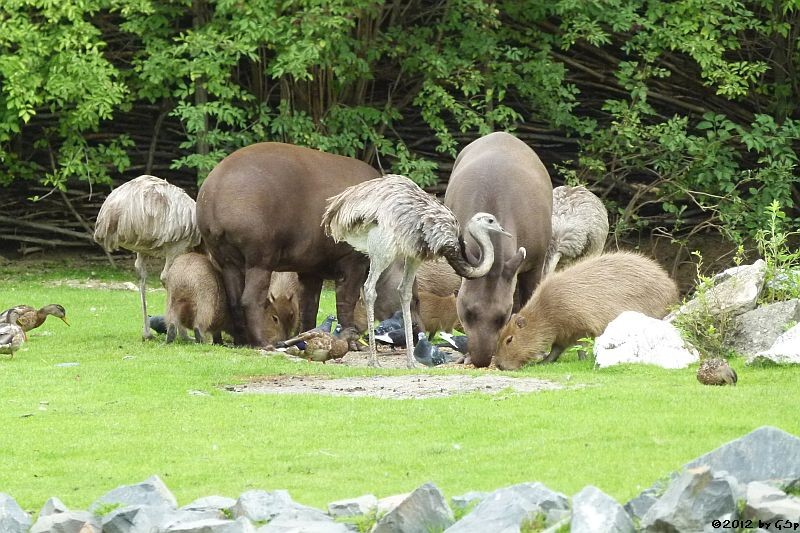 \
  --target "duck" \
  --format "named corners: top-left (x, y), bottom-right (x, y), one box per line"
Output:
top-left (277, 314), bottom-right (337, 349)
top-left (0, 310), bottom-right (27, 357)
top-left (302, 325), bottom-right (362, 362)
top-left (414, 332), bottom-right (458, 367)
top-left (697, 358), bottom-right (738, 386)
top-left (0, 304), bottom-right (69, 332)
